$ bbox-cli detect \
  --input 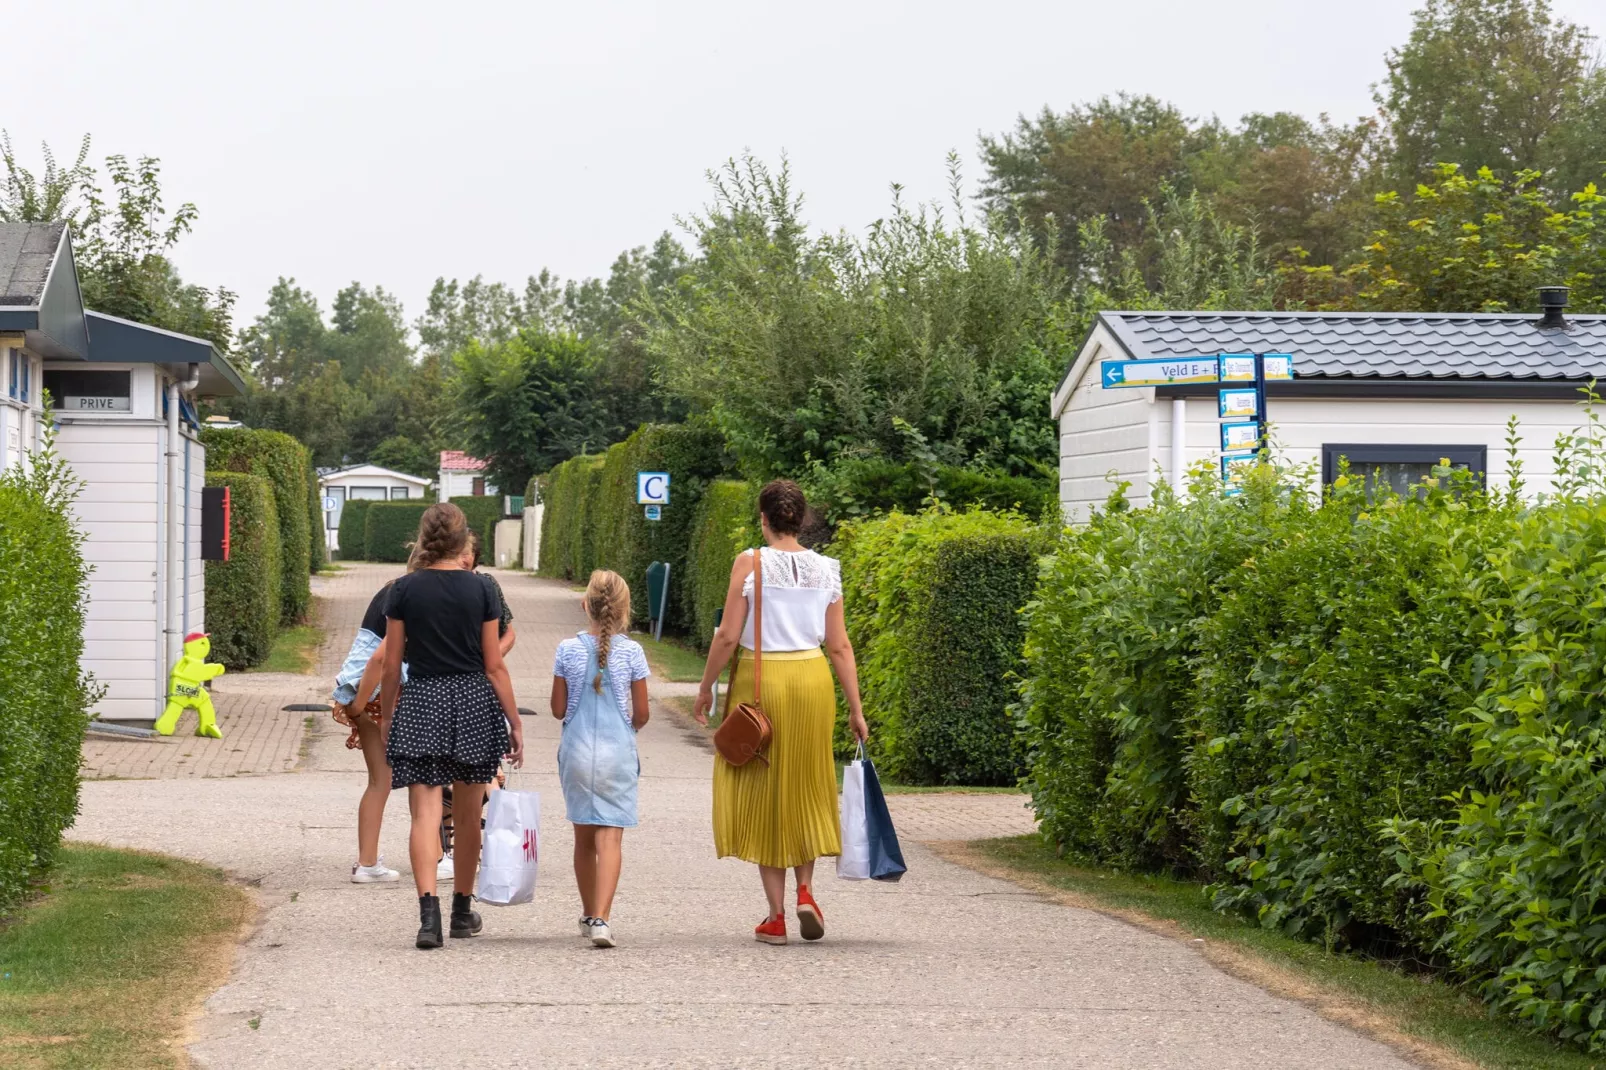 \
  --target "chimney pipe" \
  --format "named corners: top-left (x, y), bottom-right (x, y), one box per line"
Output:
top-left (1538, 285), bottom-right (1571, 329)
